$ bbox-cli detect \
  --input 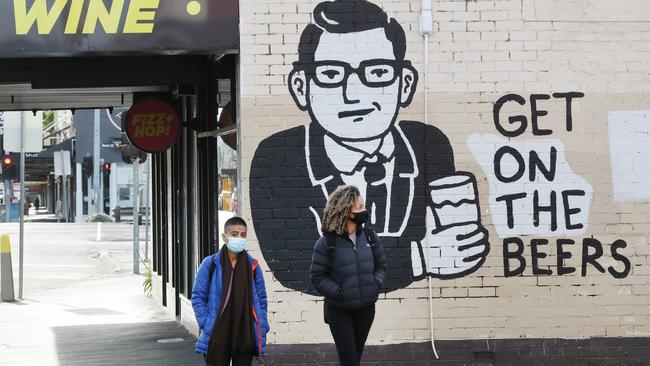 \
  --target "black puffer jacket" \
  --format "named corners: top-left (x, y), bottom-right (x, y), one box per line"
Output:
top-left (310, 228), bottom-right (387, 310)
